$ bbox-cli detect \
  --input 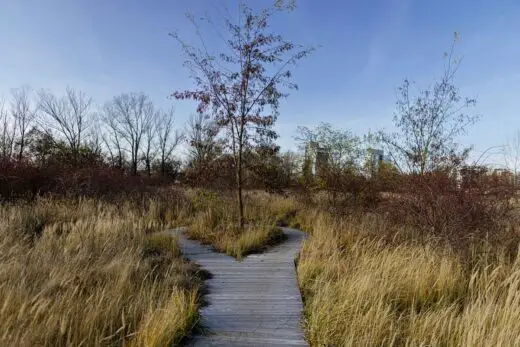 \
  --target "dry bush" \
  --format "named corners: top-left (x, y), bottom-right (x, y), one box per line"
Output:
top-left (182, 156), bottom-right (235, 190)
top-left (377, 171), bottom-right (519, 258)
top-left (0, 156), bottom-right (189, 203)
top-left (0, 198), bottom-right (204, 347)
top-left (0, 160), bottom-right (54, 200)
